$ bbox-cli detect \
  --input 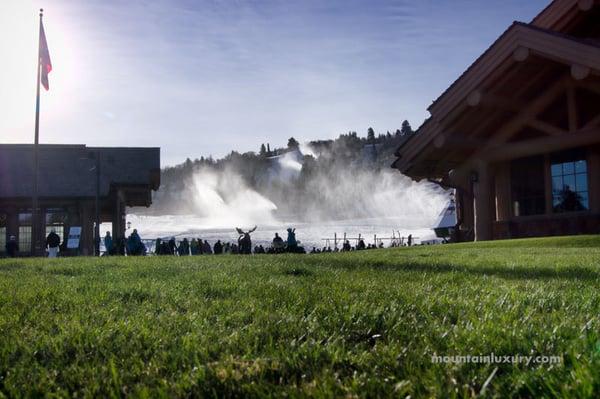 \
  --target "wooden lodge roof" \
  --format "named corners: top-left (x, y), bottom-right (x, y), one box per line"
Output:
top-left (0, 144), bottom-right (160, 201)
top-left (393, 0), bottom-right (600, 180)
